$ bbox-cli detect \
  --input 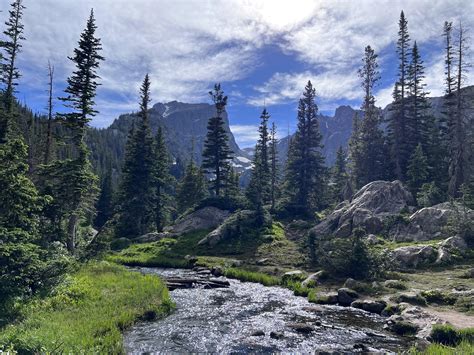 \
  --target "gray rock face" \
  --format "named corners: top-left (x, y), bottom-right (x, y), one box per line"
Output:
top-left (168, 207), bottom-right (230, 235)
top-left (311, 180), bottom-right (414, 238)
top-left (351, 300), bottom-right (387, 314)
top-left (337, 288), bottom-right (359, 306)
top-left (391, 202), bottom-right (474, 242)
top-left (198, 210), bottom-right (254, 246)
top-left (390, 245), bottom-right (438, 269)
